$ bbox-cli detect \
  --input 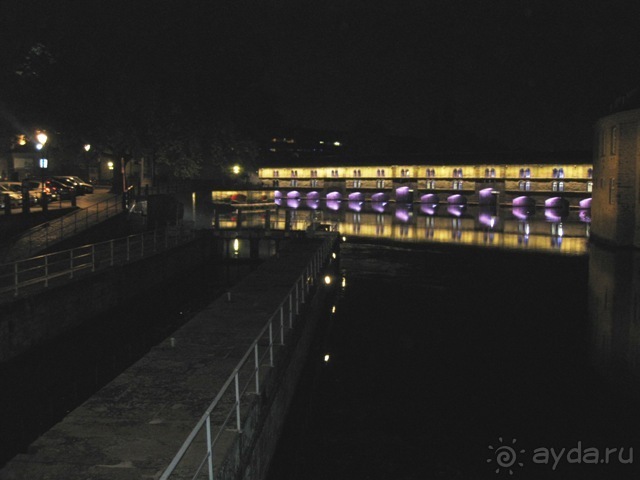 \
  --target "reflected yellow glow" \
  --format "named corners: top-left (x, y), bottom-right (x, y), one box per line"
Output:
top-left (324, 275), bottom-right (332, 285)
top-left (341, 277), bottom-right (346, 288)
top-left (332, 252), bottom-right (337, 259)
top-left (331, 306), bottom-right (336, 313)
top-left (233, 238), bottom-right (239, 252)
